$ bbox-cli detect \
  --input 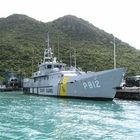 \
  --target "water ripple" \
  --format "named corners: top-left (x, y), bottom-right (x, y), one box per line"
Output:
top-left (0, 92), bottom-right (140, 140)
